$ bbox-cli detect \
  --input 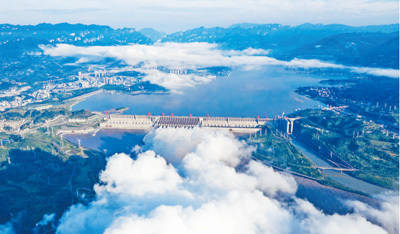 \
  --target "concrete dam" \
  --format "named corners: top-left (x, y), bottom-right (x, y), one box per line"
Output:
top-left (100, 114), bottom-right (272, 134)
